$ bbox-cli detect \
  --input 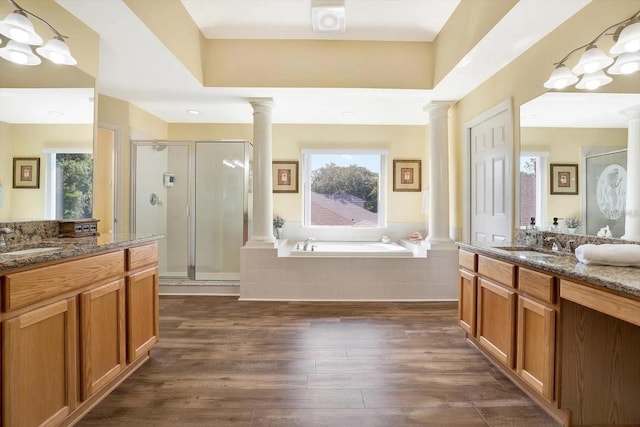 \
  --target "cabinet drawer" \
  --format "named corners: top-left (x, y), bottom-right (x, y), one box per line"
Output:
top-left (459, 249), bottom-right (477, 272)
top-left (519, 267), bottom-right (555, 304)
top-left (478, 255), bottom-right (516, 288)
top-left (3, 251), bottom-right (125, 311)
top-left (127, 242), bottom-right (159, 271)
